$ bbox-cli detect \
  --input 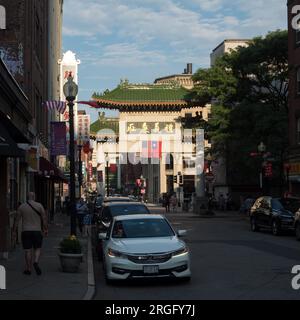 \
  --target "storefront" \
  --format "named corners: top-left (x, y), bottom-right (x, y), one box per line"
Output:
top-left (0, 58), bottom-right (32, 257)
top-left (288, 162), bottom-right (300, 196)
